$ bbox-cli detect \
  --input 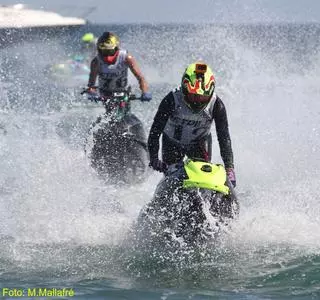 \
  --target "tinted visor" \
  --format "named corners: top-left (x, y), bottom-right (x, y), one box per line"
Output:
top-left (185, 93), bottom-right (211, 112)
top-left (100, 48), bottom-right (117, 56)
